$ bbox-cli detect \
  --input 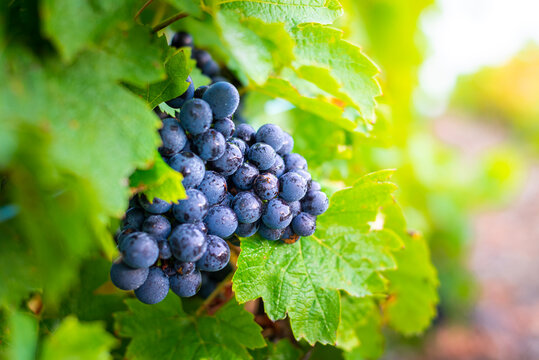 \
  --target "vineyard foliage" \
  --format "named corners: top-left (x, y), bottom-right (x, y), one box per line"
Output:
top-left (1, 1), bottom-right (439, 359)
